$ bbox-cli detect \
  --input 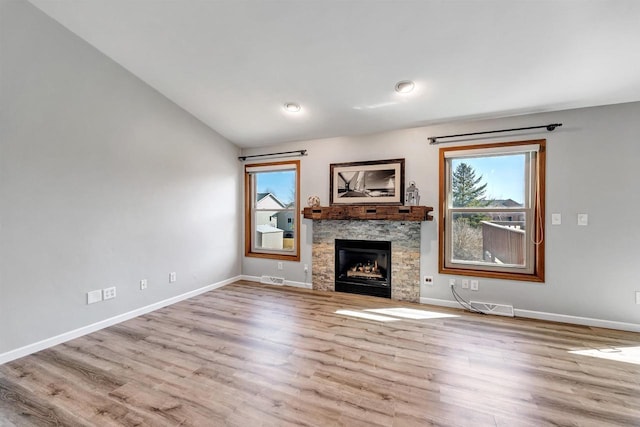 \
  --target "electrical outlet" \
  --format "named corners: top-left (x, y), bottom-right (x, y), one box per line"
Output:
top-left (277, 262), bottom-right (284, 270)
top-left (103, 286), bottom-right (116, 300)
top-left (169, 272), bottom-right (176, 283)
top-left (424, 275), bottom-right (434, 285)
top-left (87, 289), bottom-right (102, 304)
top-left (140, 279), bottom-right (147, 290)
top-left (304, 264), bottom-right (309, 272)
top-left (470, 280), bottom-right (479, 291)
top-left (449, 279), bottom-right (456, 288)
top-left (462, 279), bottom-right (469, 289)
